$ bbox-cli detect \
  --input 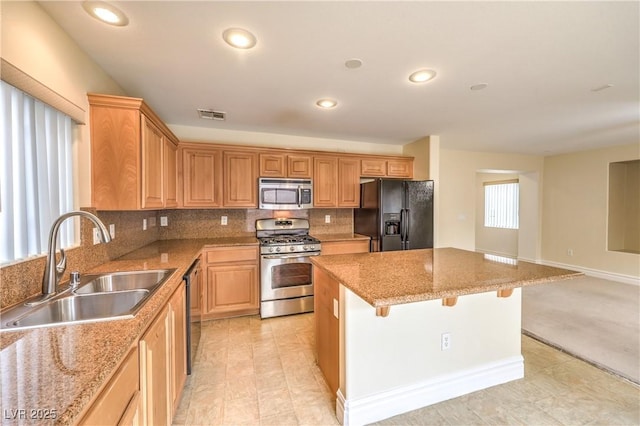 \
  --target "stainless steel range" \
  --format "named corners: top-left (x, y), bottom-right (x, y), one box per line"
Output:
top-left (257, 218), bottom-right (321, 319)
